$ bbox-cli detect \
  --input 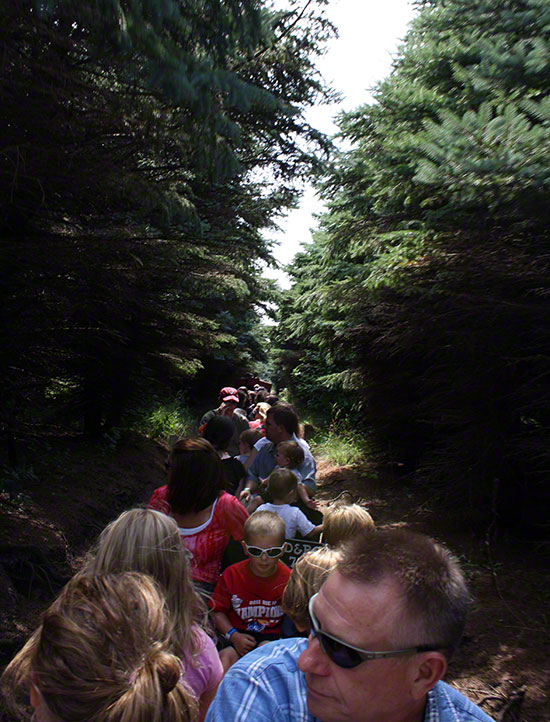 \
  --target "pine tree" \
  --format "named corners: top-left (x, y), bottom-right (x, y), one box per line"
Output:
top-left (283, 0), bottom-right (550, 531)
